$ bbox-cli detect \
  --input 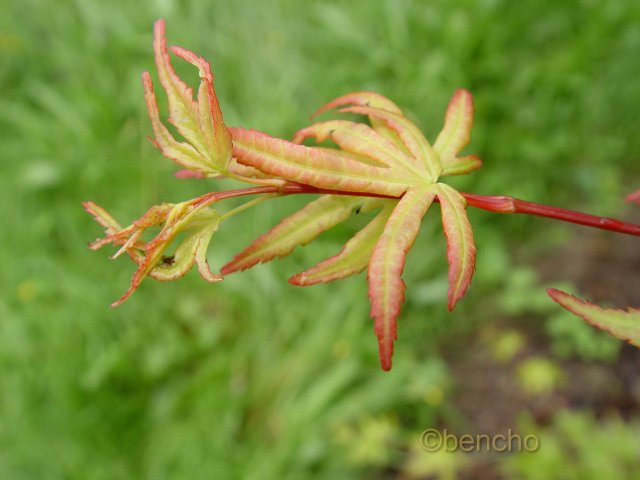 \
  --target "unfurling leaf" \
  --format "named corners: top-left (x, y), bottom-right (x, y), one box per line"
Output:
top-left (143, 19), bottom-right (232, 176)
top-left (88, 198), bottom-right (222, 307)
top-left (368, 186), bottom-right (437, 371)
top-left (548, 289), bottom-right (640, 348)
